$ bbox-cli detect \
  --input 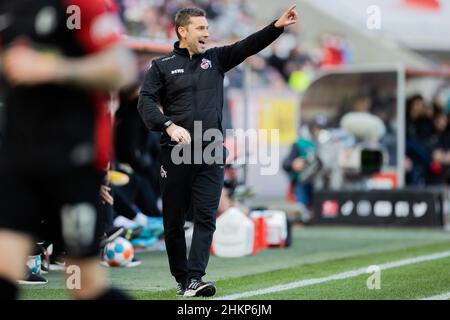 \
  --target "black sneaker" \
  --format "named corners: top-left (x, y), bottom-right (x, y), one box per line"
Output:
top-left (176, 281), bottom-right (186, 296)
top-left (184, 278), bottom-right (216, 297)
top-left (125, 257), bottom-right (142, 268)
top-left (18, 268), bottom-right (48, 285)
